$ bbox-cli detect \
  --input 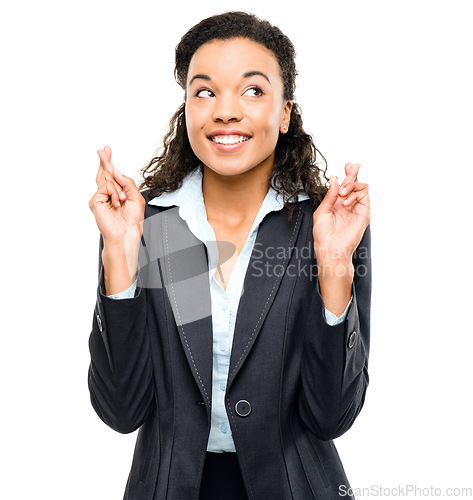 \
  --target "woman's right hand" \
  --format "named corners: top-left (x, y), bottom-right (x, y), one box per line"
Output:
top-left (89, 145), bottom-right (145, 244)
